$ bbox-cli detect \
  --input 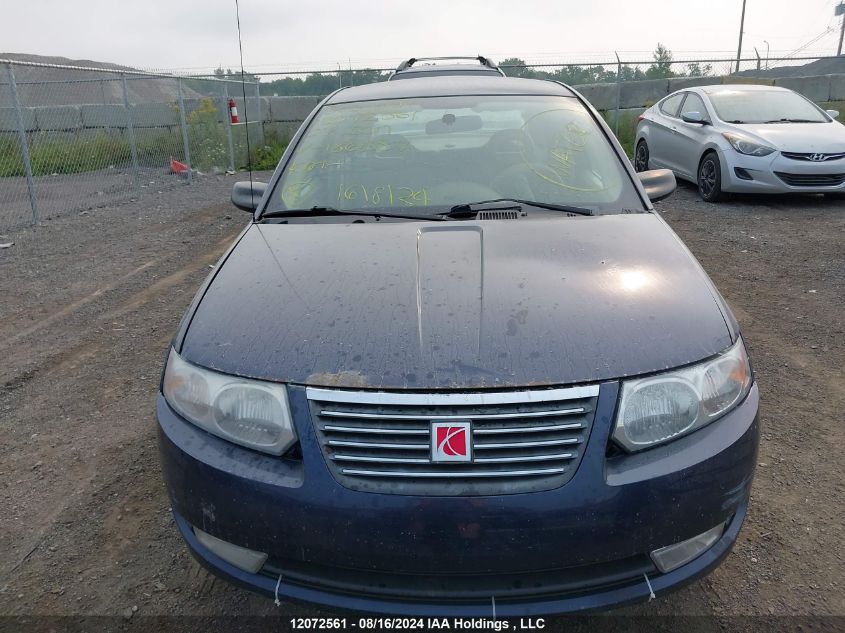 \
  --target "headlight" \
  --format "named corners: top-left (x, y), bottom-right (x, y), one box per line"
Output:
top-left (722, 132), bottom-right (775, 157)
top-left (162, 349), bottom-right (297, 455)
top-left (613, 338), bottom-right (752, 452)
